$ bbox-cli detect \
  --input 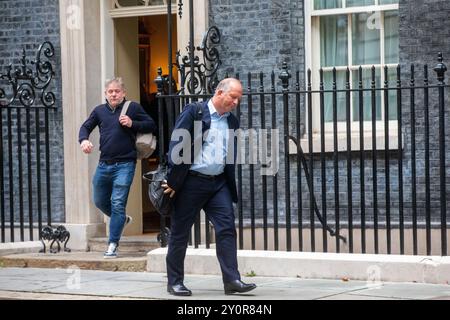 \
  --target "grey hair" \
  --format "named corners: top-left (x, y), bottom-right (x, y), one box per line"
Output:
top-left (105, 77), bottom-right (126, 91)
top-left (215, 78), bottom-right (241, 93)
